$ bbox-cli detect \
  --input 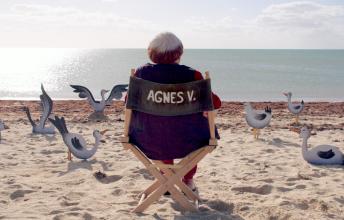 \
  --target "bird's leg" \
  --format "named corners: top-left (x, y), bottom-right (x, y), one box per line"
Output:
top-left (252, 128), bottom-right (257, 139)
top-left (295, 115), bottom-right (299, 124)
top-left (256, 129), bottom-right (260, 139)
top-left (67, 150), bottom-right (72, 161)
